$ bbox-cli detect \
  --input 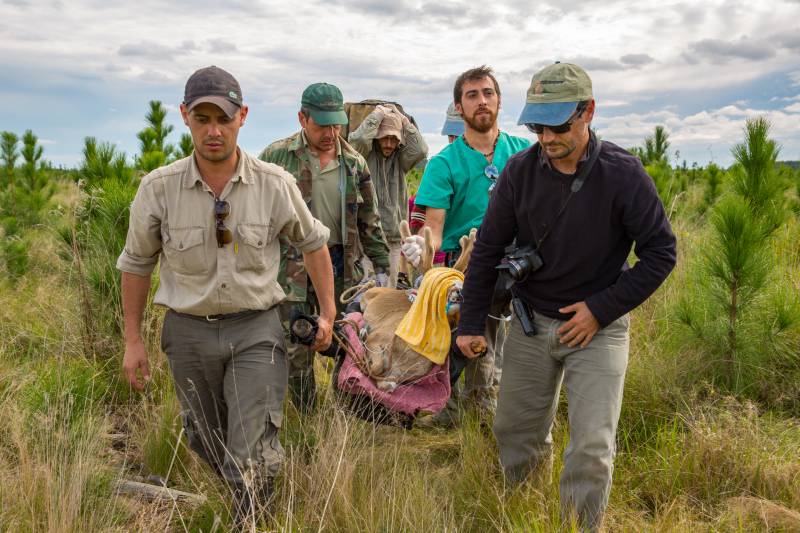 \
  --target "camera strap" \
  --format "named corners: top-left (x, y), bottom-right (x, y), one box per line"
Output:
top-left (533, 134), bottom-right (602, 249)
